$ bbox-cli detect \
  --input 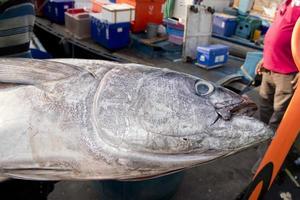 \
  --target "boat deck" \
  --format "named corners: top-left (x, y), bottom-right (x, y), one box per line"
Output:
top-left (35, 17), bottom-right (251, 84)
